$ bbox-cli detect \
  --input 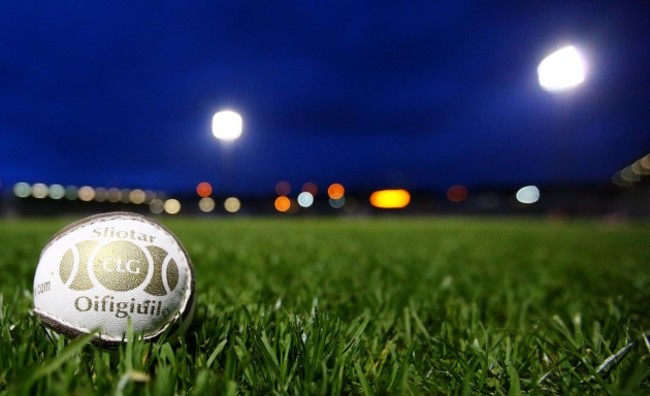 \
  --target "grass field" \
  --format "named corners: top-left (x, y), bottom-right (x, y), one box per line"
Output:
top-left (1, 216), bottom-right (650, 395)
